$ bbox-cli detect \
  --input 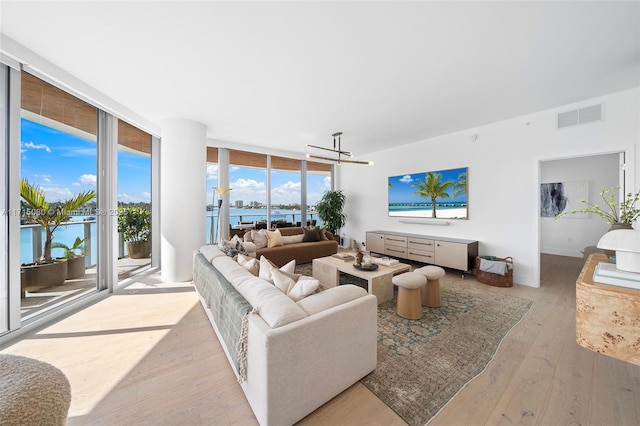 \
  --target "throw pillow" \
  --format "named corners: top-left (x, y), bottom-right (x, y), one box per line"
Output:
top-left (288, 276), bottom-right (321, 302)
top-left (258, 256), bottom-right (296, 283)
top-left (282, 234), bottom-right (304, 245)
top-left (318, 225), bottom-right (329, 241)
top-left (270, 268), bottom-right (320, 302)
top-left (302, 226), bottom-right (320, 242)
top-left (237, 253), bottom-right (260, 276)
top-left (250, 229), bottom-right (268, 250)
top-left (266, 229), bottom-right (284, 248)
